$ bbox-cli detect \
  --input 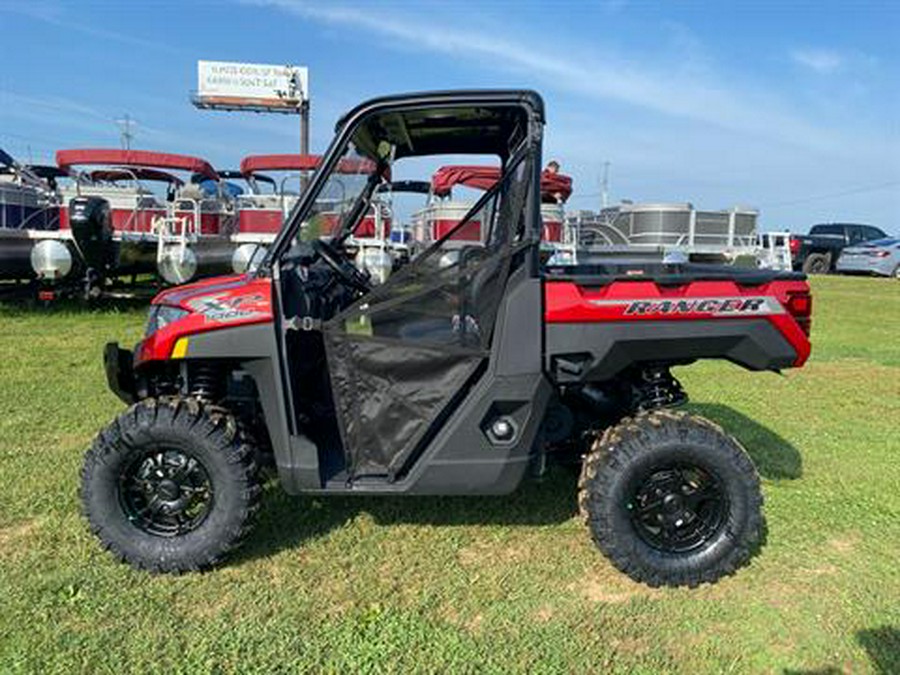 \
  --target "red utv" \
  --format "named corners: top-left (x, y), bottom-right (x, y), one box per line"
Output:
top-left (82, 90), bottom-right (812, 587)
